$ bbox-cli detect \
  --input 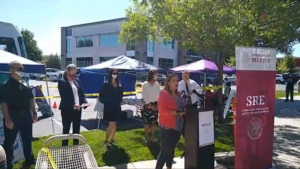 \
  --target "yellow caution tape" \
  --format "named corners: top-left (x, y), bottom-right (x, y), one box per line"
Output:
top-left (202, 85), bottom-right (223, 90)
top-left (34, 91), bottom-right (141, 99)
top-left (34, 86), bottom-right (222, 99)
top-left (41, 147), bottom-right (57, 169)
